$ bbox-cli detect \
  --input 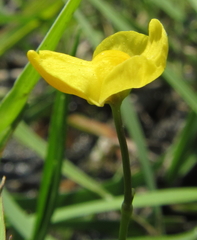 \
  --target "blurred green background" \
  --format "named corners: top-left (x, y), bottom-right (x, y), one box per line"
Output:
top-left (0, 0), bottom-right (197, 239)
